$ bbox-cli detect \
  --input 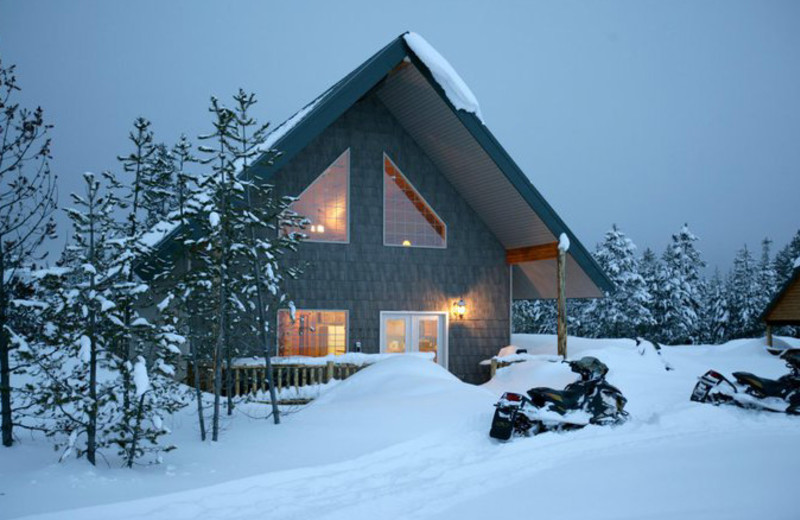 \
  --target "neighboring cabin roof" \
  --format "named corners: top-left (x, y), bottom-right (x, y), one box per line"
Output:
top-left (761, 263), bottom-right (800, 325)
top-left (141, 32), bottom-right (612, 298)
